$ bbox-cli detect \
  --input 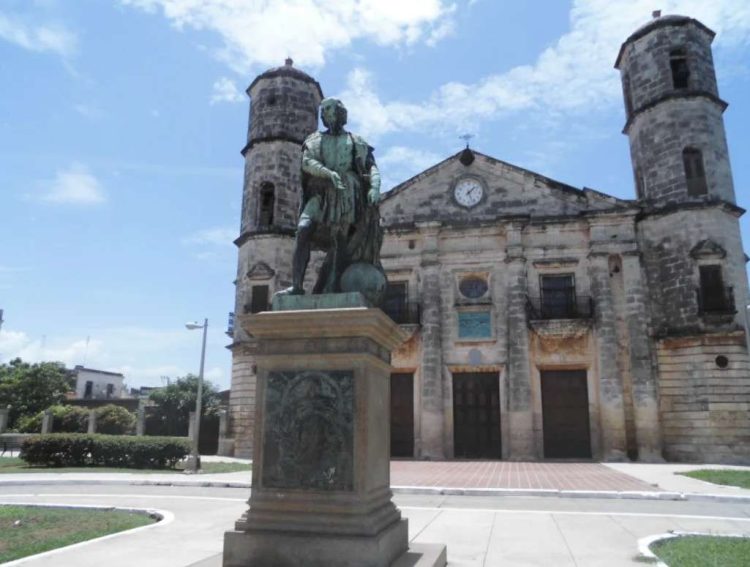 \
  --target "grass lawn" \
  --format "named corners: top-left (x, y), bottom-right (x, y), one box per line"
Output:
top-left (651, 535), bottom-right (750, 567)
top-left (678, 469), bottom-right (750, 489)
top-left (0, 456), bottom-right (251, 475)
top-left (0, 505), bottom-right (155, 563)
